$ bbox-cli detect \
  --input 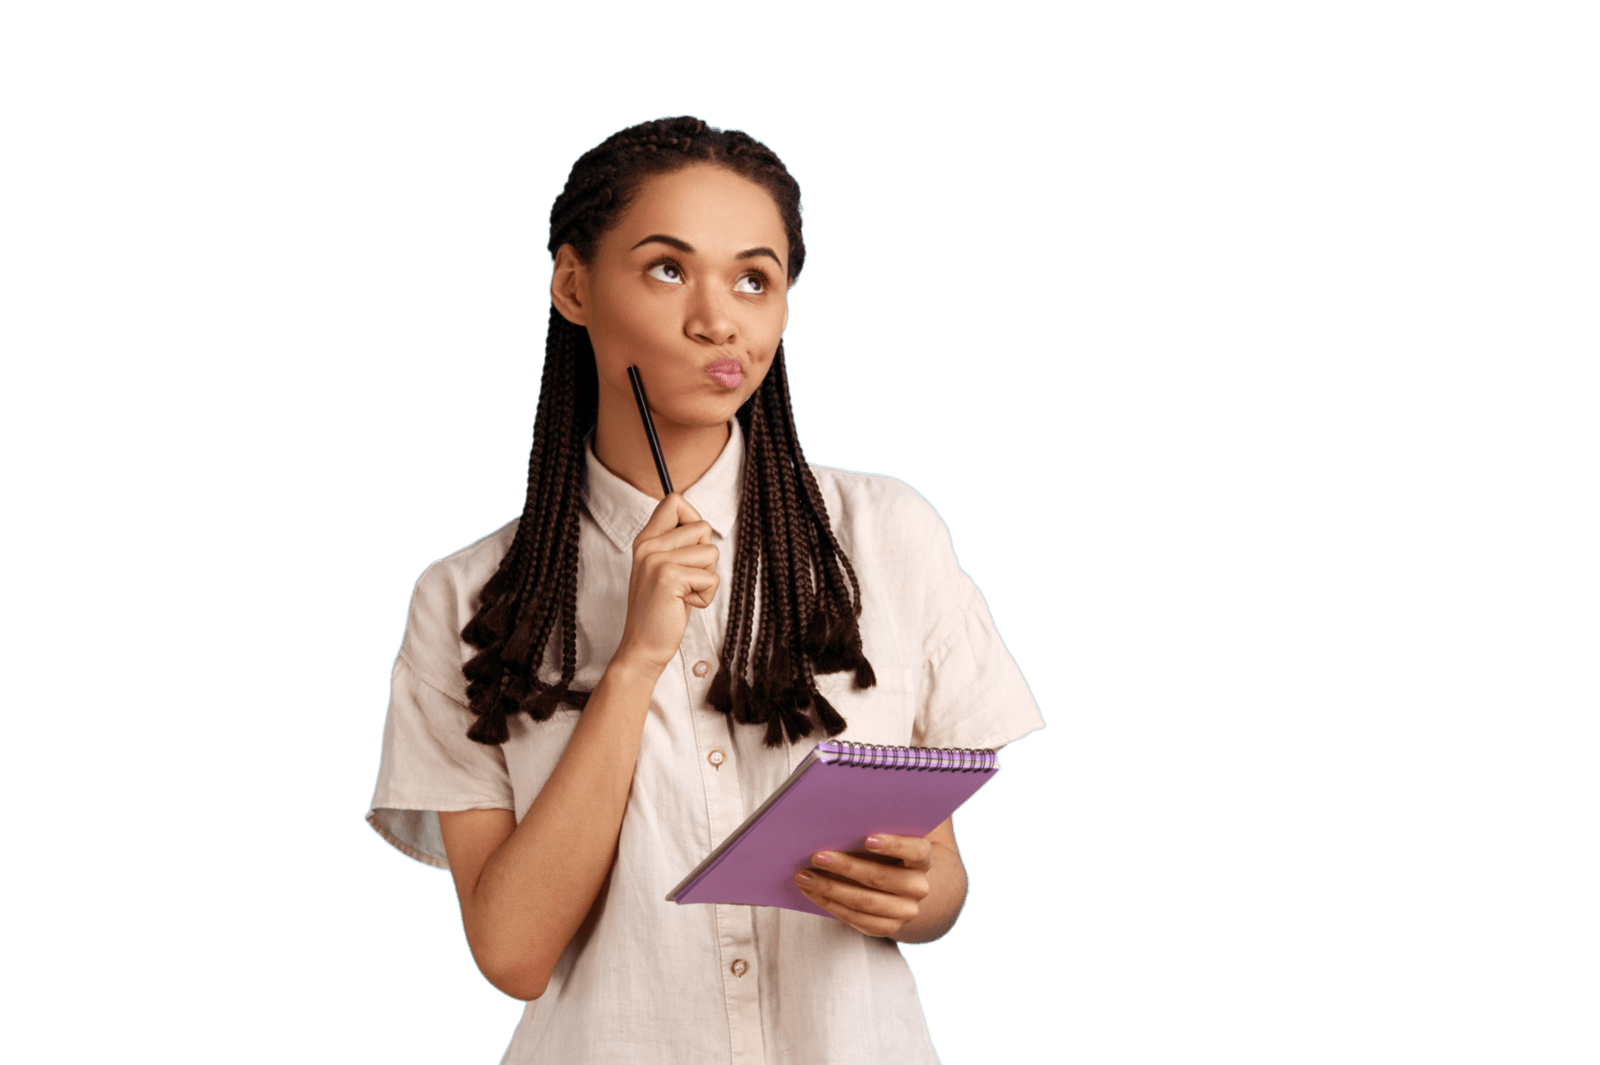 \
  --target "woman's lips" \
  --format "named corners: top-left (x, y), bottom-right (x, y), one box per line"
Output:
top-left (706, 357), bottom-right (744, 389)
